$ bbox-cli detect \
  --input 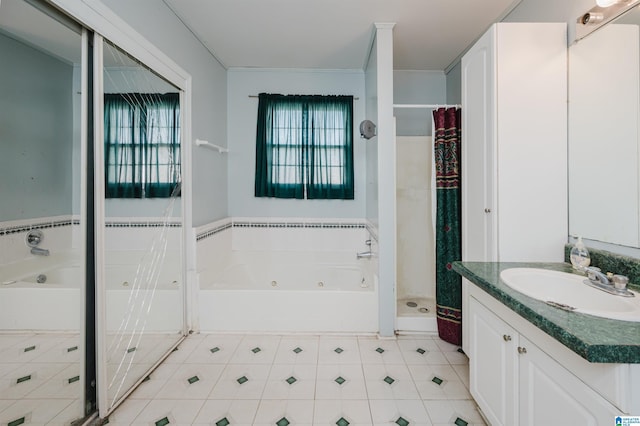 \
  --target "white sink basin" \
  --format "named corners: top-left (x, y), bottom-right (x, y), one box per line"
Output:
top-left (499, 268), bottom-right (640, 322)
